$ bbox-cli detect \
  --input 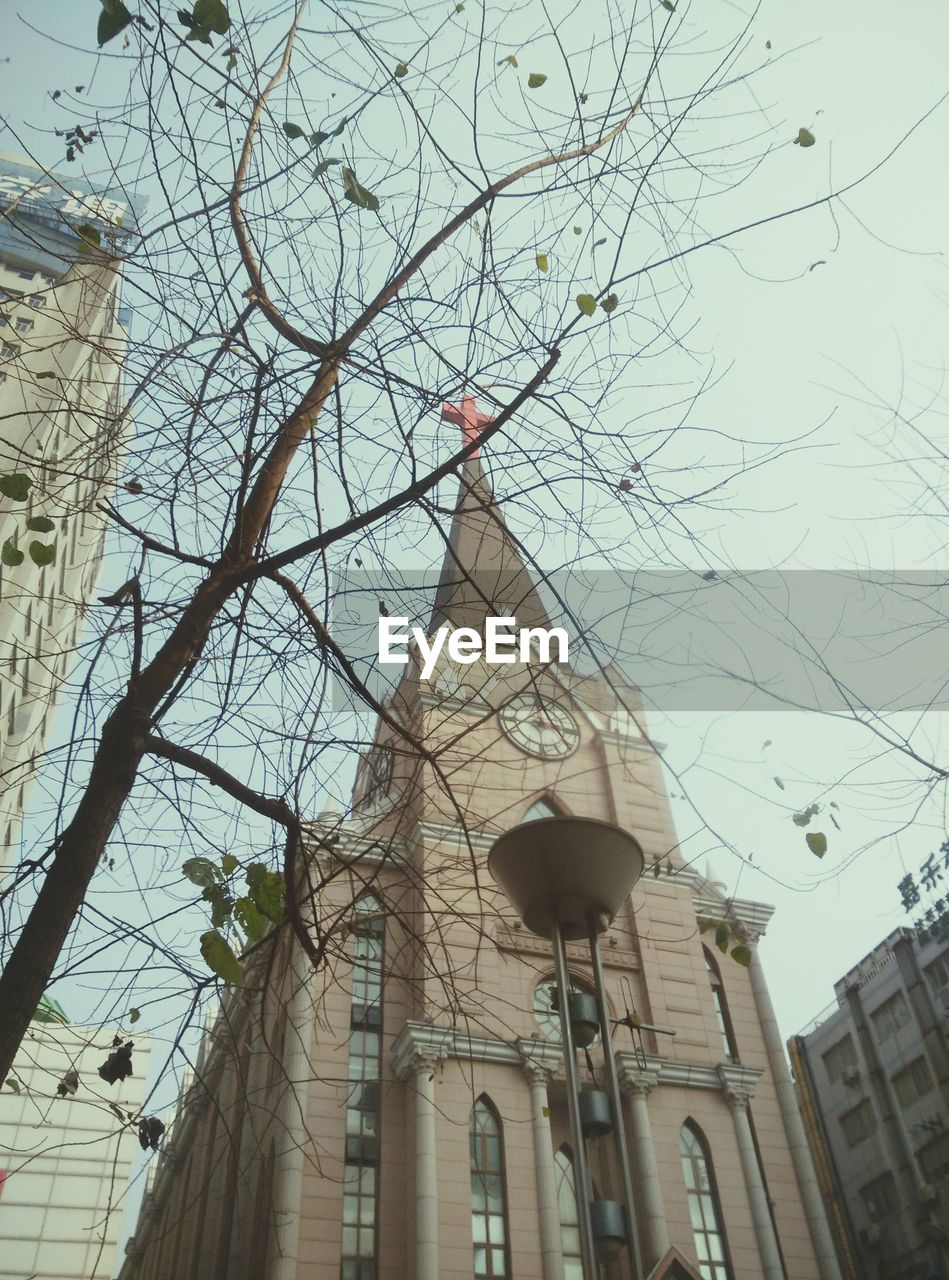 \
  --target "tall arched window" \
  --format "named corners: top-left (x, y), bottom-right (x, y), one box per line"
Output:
top-left (341, 894), bottom-right (385, 1280)
top-left (680, 1122), bottom-right (733, 1280)
top-left (554, 1148), bottom-right (583, 1280)
top-left (470, 1098), bottom-right (511, 1278)
top-left (523, 796), bottom-right (564, 823)
top-left (704, 949), bottom-right (739, 1063)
